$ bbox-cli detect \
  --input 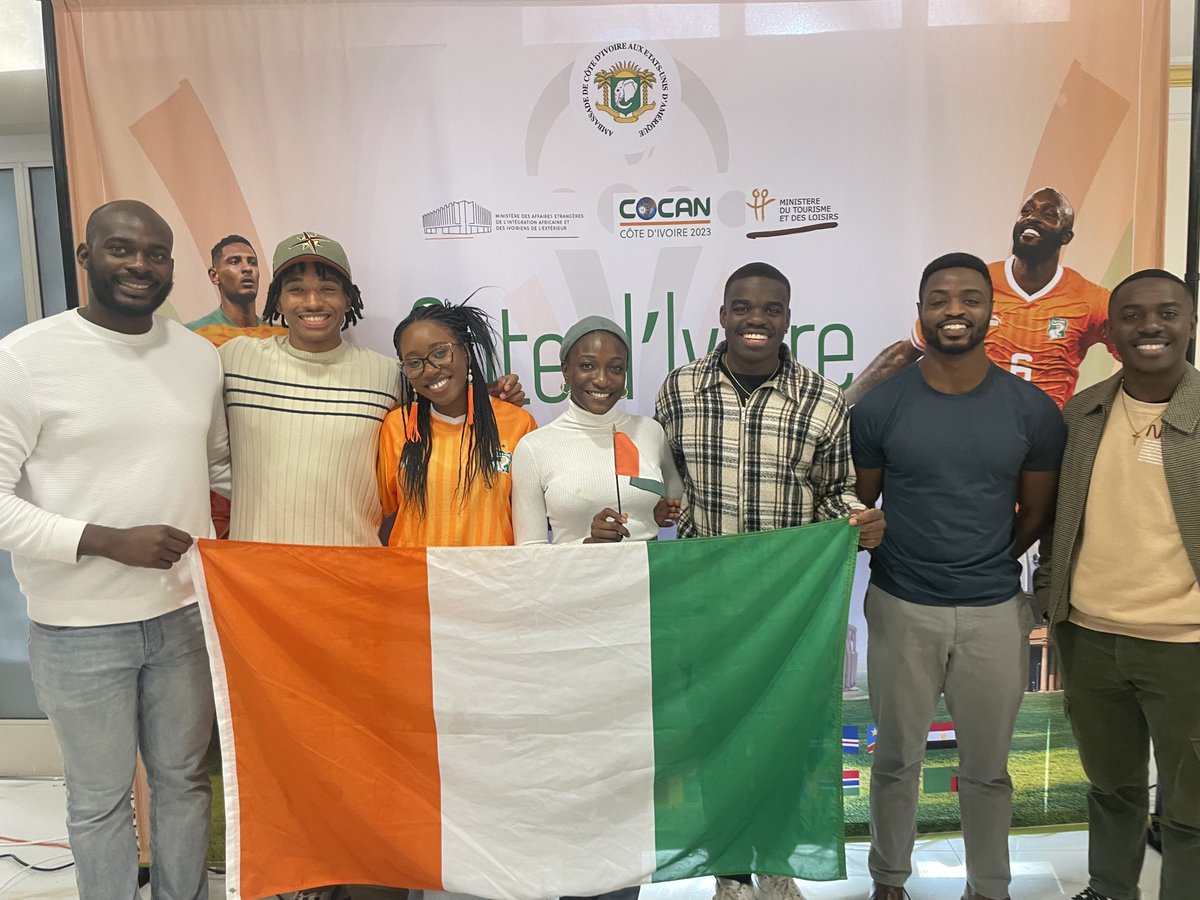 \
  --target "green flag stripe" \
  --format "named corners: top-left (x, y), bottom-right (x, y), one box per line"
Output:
top-left (629, 476), bottom-right (667, 497)
top-left (647, 520), bottom-right (857, 883)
